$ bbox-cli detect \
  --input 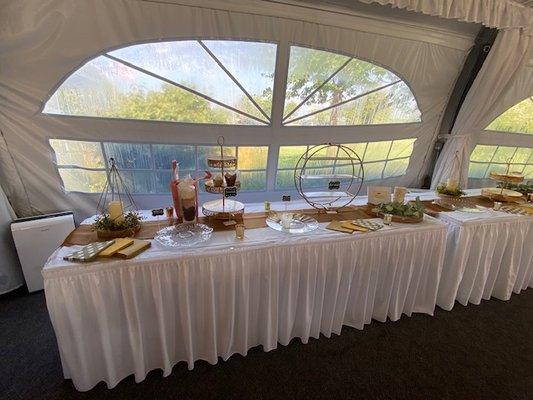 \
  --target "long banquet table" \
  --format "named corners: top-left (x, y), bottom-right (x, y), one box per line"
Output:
top-left (43, 216), bottom-right (446, 391)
